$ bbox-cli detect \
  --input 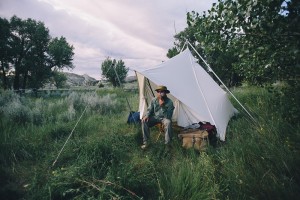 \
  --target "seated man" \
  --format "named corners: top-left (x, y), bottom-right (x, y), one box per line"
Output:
top-left (141, 85), bottom-right (174, 149)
